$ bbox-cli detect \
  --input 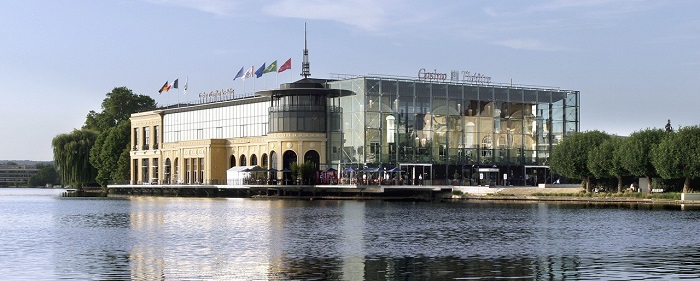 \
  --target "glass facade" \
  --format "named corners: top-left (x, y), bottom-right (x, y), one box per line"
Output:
top-left (163, 102), bottom-right (268, 142)
top-left (269, 94), bottom-right (327, 133)
top-left (328, 77), bottom-right (579, 184)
